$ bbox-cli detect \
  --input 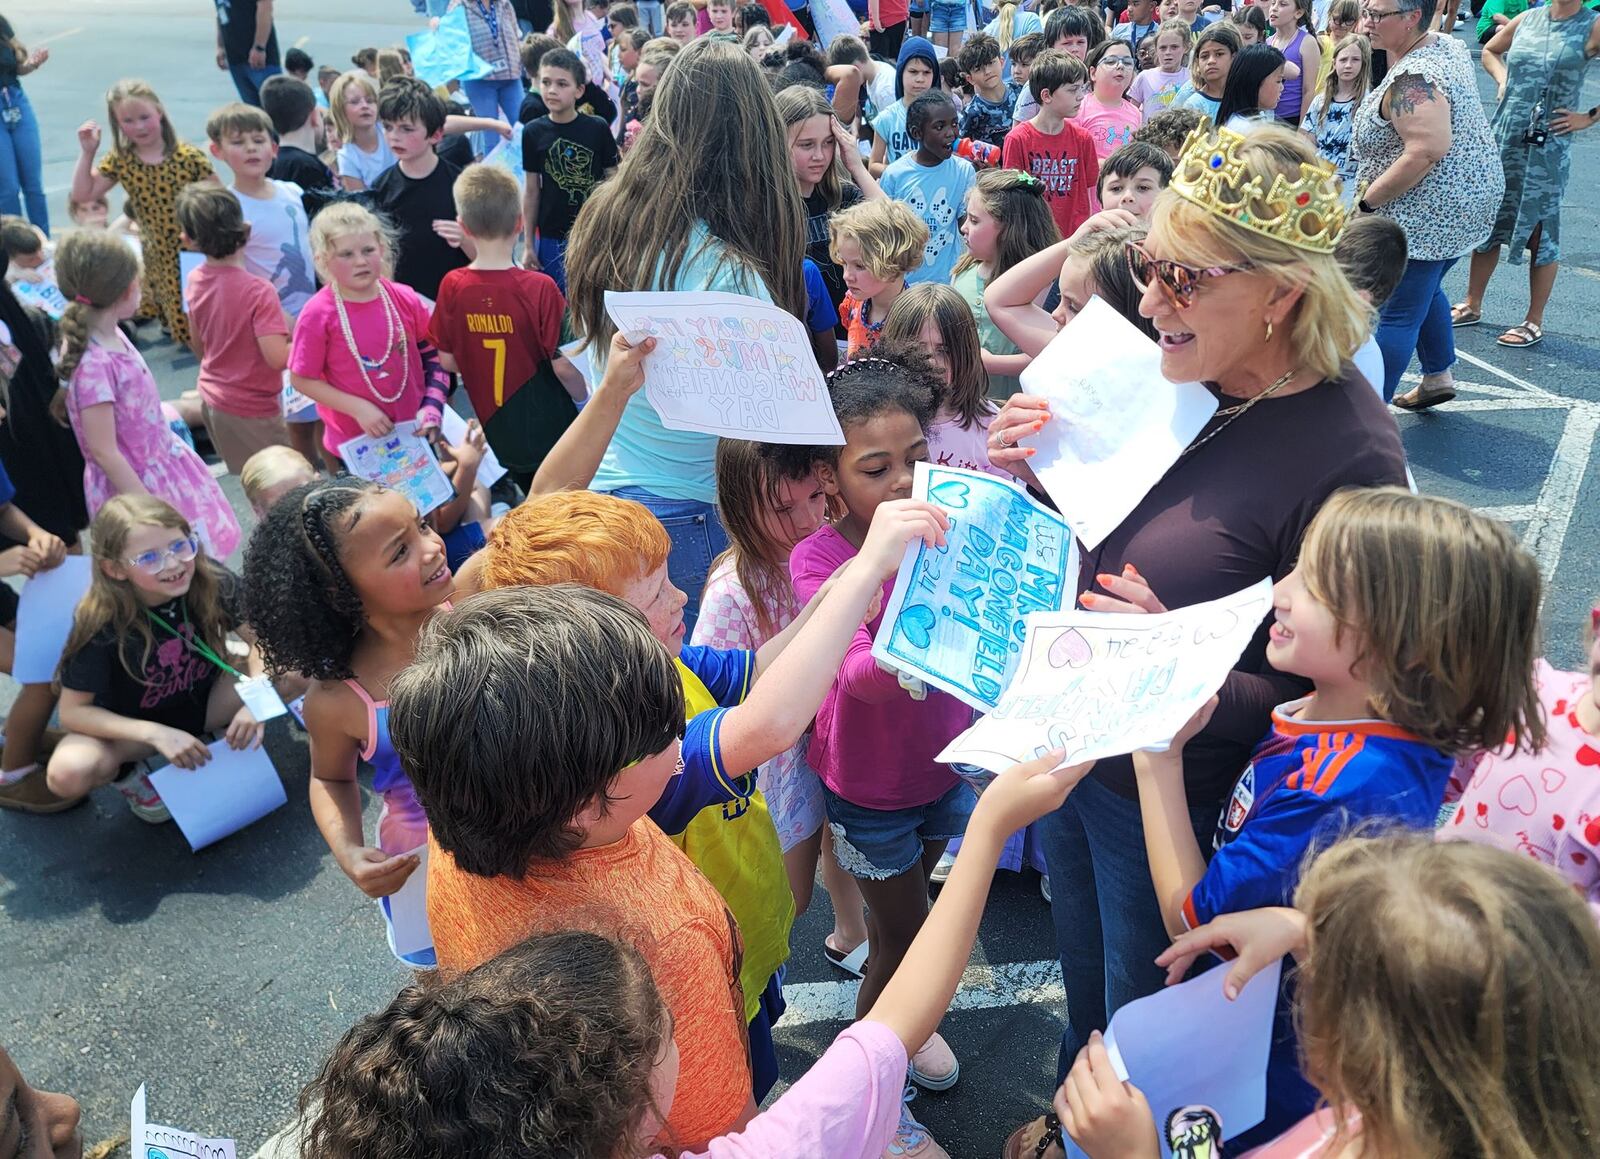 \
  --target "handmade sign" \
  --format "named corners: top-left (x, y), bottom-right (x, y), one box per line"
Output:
top-left (603, 289), bottom-right (845, 445)
top-left (809, 0), bottom-right (863, 63)
top-left (149, 740), bottom-right (288, 852)
top-left (938, 578), bottom-right (1274, 772)
top-left (132, 1084), bottom-right (236, 1159)
top-left (406, 7), bottom-right (496, 88)
top-left (482, 125), bottom-right (524, 189)
top-left (1019, 297), bottom-right (1217, 550)
top-left (338, 422), bottom-right (456, 515)
top-left (280, 371), bottom-right (314, 417)
top-left (12, 555), bottom-right (92, 684)
top-left (873, 463), bottom-right (1076, 712)
top-left (179, 251), bottom-right (204, 313)
top-left (9, 270), bottom-right (67, 319)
